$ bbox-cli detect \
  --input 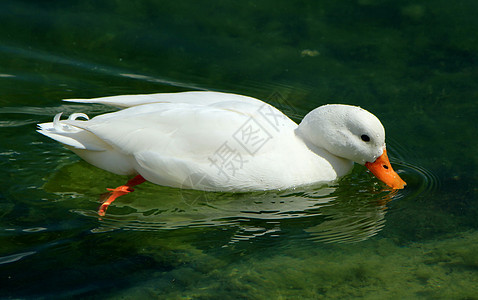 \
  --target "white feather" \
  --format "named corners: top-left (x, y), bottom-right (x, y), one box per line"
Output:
top-left (37, 91), bottom-right (392, 191)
